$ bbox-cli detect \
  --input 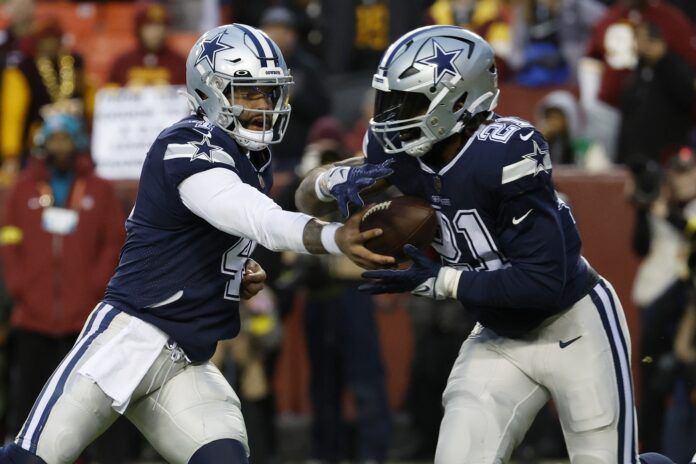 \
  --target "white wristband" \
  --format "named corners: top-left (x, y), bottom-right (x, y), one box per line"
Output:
top-left (314, 171), bottom-right (333, 202)
top-left (315, 166), bottom-right (353, 203)
top-left (435, 266), bottom-right (462, 300)
top-left (320, 223), bottom-right (342, 255)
